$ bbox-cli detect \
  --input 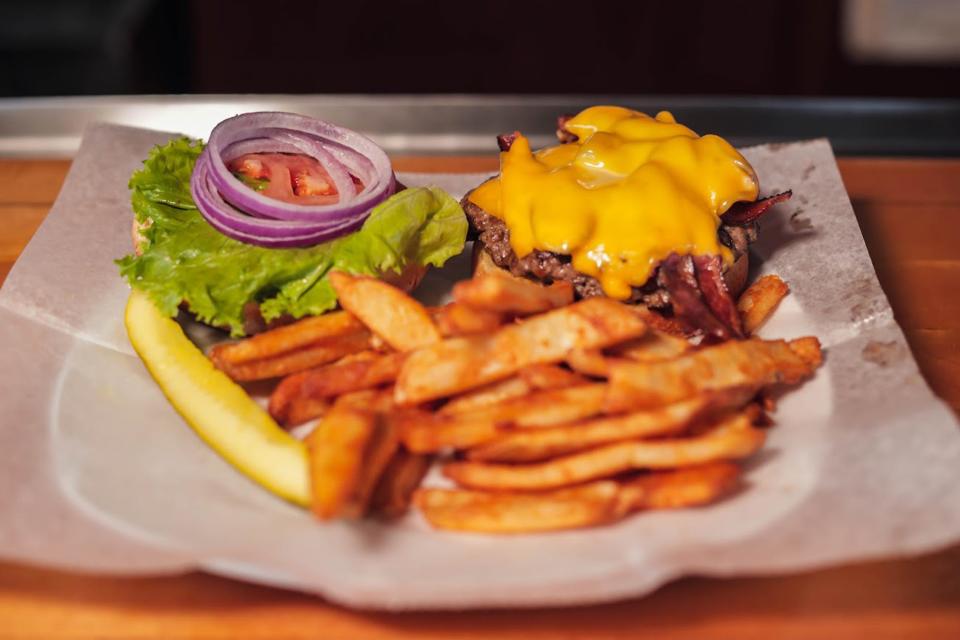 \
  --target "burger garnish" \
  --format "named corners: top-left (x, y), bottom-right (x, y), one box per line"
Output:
top-left (464, 106), bottom-right (792, 340)
top-left (118, 112), bottom-right (467, 336)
